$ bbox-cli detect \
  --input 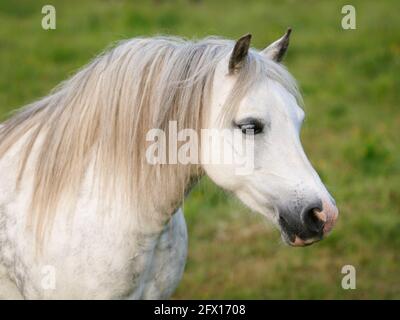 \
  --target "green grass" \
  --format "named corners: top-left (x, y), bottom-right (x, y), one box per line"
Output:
top-left (0, 0), bottom-right (399, 299)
